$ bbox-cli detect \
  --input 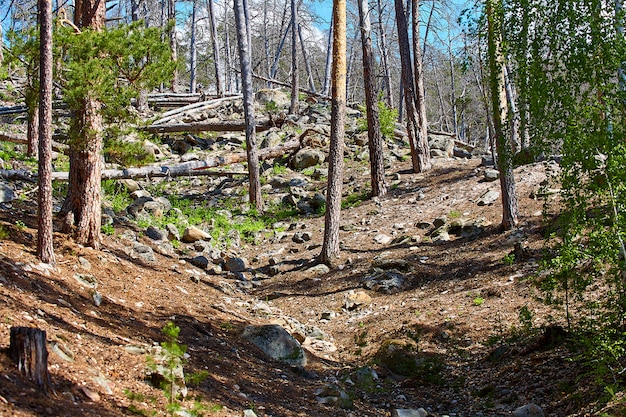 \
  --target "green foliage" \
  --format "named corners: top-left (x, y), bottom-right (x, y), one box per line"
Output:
top-left (104, 138), bottom-right (155, 167)
top-left (0, 225), bottom-right (10, 240)
top-left (342, 190), bottom-right (370, 209)
top-left (142, 322), bottom-right (209, 417)
top-left (55, 22), bottom-right (175, 121)
top-left (101, 223), bottom-right (115, 236)
top-left (357, 101), bottom-right (399, 139)
top-left (0, 143), bottom-right (37, 169)
top-left (473, 297), bottom-right (485, 306)
top-left (101, 180), bottom-right (132, 213)
top-left (518, 306), bottom-right (533, 333)
top-left (501, 253), bottom-right (515, 266)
